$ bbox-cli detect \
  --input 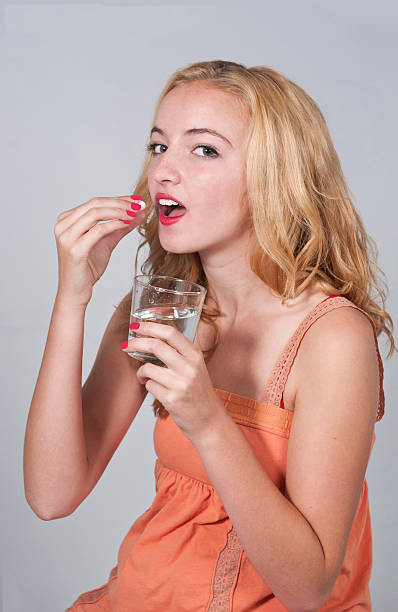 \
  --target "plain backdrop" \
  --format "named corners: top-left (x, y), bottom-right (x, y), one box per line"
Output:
top-left (2, 0), bottom-right (397, 610)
